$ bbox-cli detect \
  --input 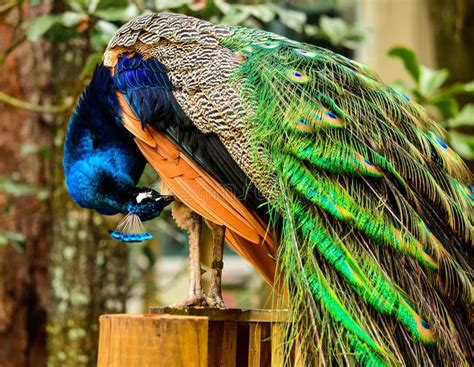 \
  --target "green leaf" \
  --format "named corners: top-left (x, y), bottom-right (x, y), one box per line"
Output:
top-left (0, 231), bottom-right (25, 252)
top-left (66, 0), bottom-right (87, 13)
top-left (273, 6), bottom-right (307, 33)
top-left (387, 46), bottom-right (420, 82)
top-left (464, 81), bottom-right (474, 93)
top-left (219, 3), bottom-right (276, 25)
top-left (214, 0), bottom-right (231, 14)
top-left (20, 144), bottom-right (49, 156)
top-left (91, 20), bottom-right (118, 51)
top-left (447, 104), bottom-right (474, 128)
top-left (432, 97), bottom-right (459, 119)
top-left (437, 81), bottom-right (474, 98)
top-left (27, 14), bottom-right (60, 41)
top-left (155, 0), bottom-right (191, 10)
top-left (94, 0), bottom-right (129, 11)
top-left (449, 131), bottom-right (474, 160)
top-left (80, 52), bottom-right (103, 80)
top-left (341, 38), bottom-right (365, 50)
top-left (44, 23), bottom-right (79, 42)
top-left (221, 7), bottom-right (251, 26)
top-left (94, 4), bottom-right (139, 21)
top-left (248, 5), bottom-right (275, 23)
top-left (0, 177), bottom-right (37, 197)
top-left (319, 16), bottom-right (348, 46)
top-left (87, 0), bottom-right (100, 13)
top-left (304, 24), bottom-right (319, 36)
top-left (418, 65), bottom-right (449, 97)
top-left (60, 11), bottom-right (84, 27)
top-left (37, 190), bottom-right (50, 201)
